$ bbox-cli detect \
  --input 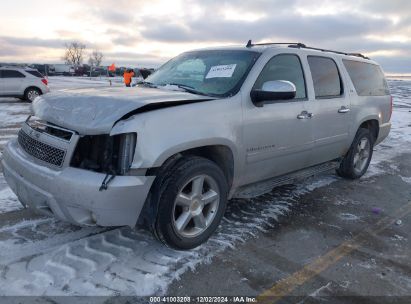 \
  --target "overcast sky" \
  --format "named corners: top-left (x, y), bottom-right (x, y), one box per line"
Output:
top-left (0, 0), bottom-right (410, 74)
